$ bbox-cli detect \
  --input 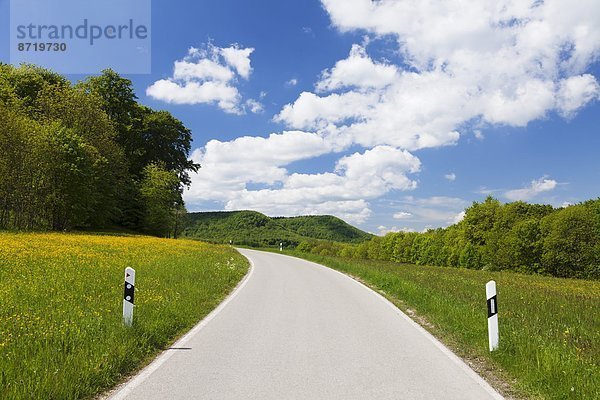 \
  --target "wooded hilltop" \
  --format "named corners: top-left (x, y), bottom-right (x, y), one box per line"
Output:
top-left (183, 211), bottom-right (372, 246)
